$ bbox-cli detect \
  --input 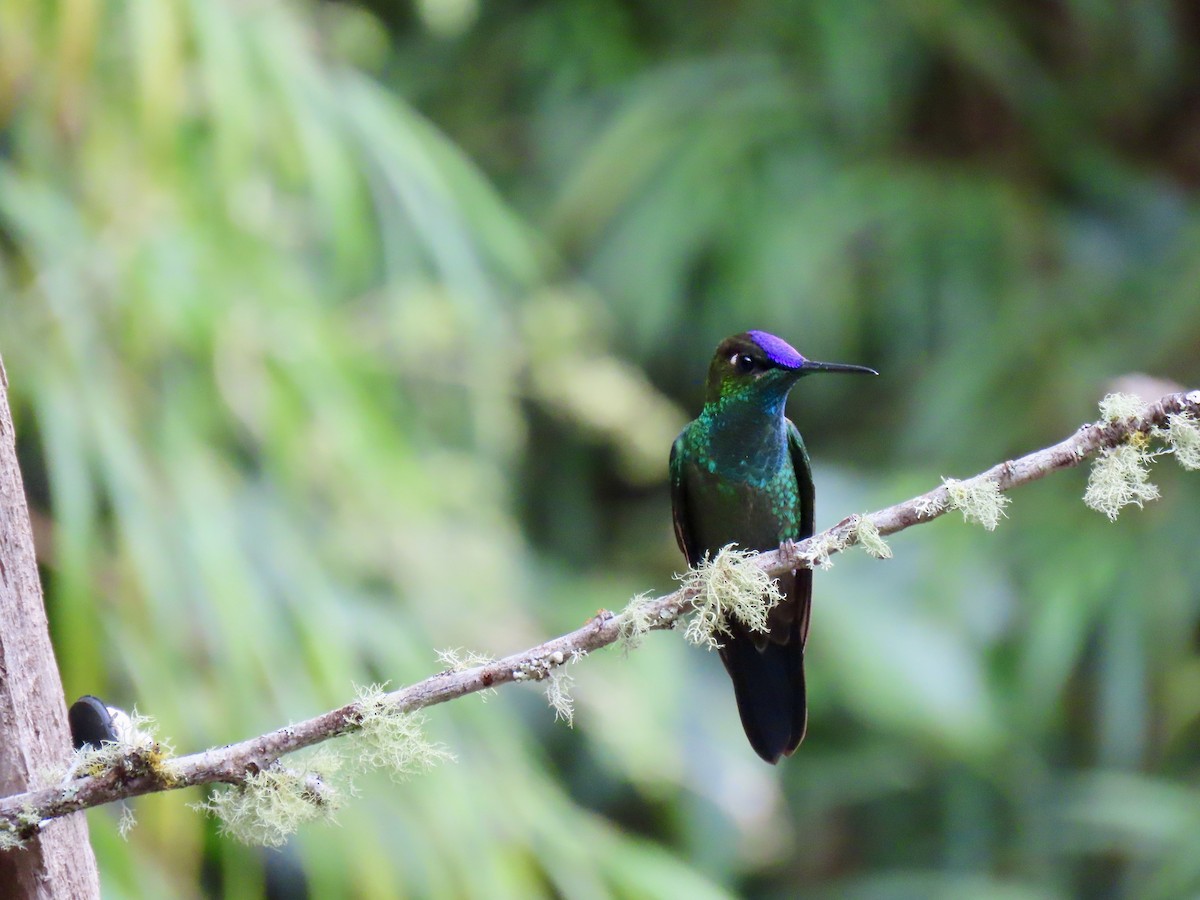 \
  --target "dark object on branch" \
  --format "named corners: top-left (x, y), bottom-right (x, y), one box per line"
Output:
top-left (69, 697), bottom-right (121, 751)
